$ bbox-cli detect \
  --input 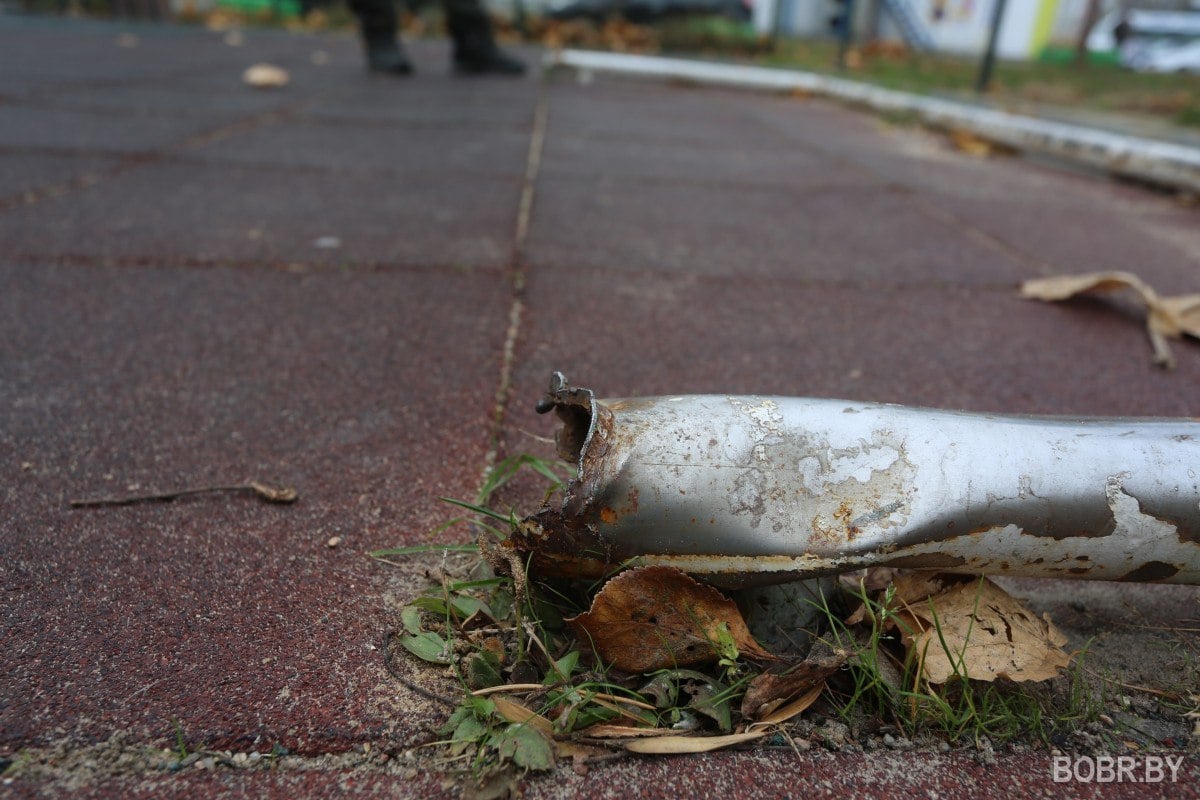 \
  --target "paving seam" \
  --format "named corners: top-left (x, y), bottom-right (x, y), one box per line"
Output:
top-left (550, 50), bottom-right (1200, 194)
top-left (158, 152), bottom-right (527, 182)
top-left (0, 93), bottom-right (329, 217)
top-left (899, 189), bottom-right (1059, 274)
top-left (4, 98), bottom-right (531, 134)
top-left (527, 262), bottom-right (1024, 292)
top-left (5, 62), bottom-right (229, 104)
top-left (0, 150), bottom-right (525, 213)
top-left (477, 77), bottom-right (550, 489)
top-left (538, 165), bottom-right (877, 195)
top-left (0, 144), bottom-right (525, 185)
top-left (732, 94), bottom-right (1060, 275)
top-left (2, 250), bottom-right (512, 277)
top-left (275, 114), bottom-right (532, 135)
